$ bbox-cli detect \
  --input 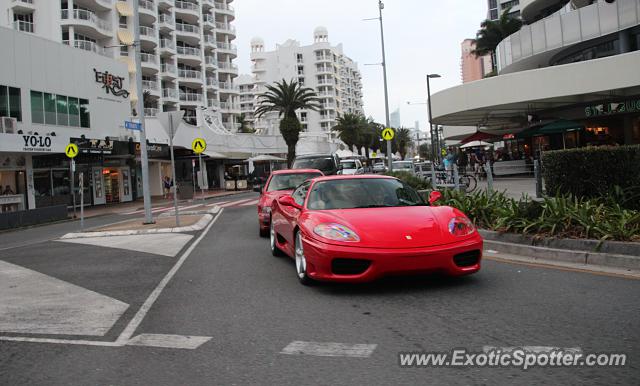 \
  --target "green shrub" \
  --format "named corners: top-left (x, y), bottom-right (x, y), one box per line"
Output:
top-left (542, 145), bottom-right (640, 207)
top-left (385, 171), bottom-right (431, 190)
